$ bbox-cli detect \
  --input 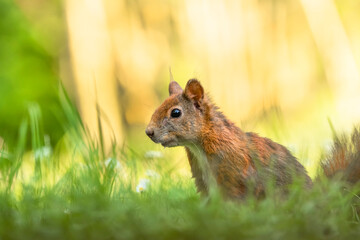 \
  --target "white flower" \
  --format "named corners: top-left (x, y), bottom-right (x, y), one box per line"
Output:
top-left (136, 178), bottom-right (150, 193)
top-left (145, 169), bottom-right (160, 179)
top-left (144, 151), bottom-right (164, 159)
top-left (34, 146), bottom-right (52, 159)
top-left (104, 157), bottom-right (122, 170)
top-left (34, 135), bottom-right (52, 159)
